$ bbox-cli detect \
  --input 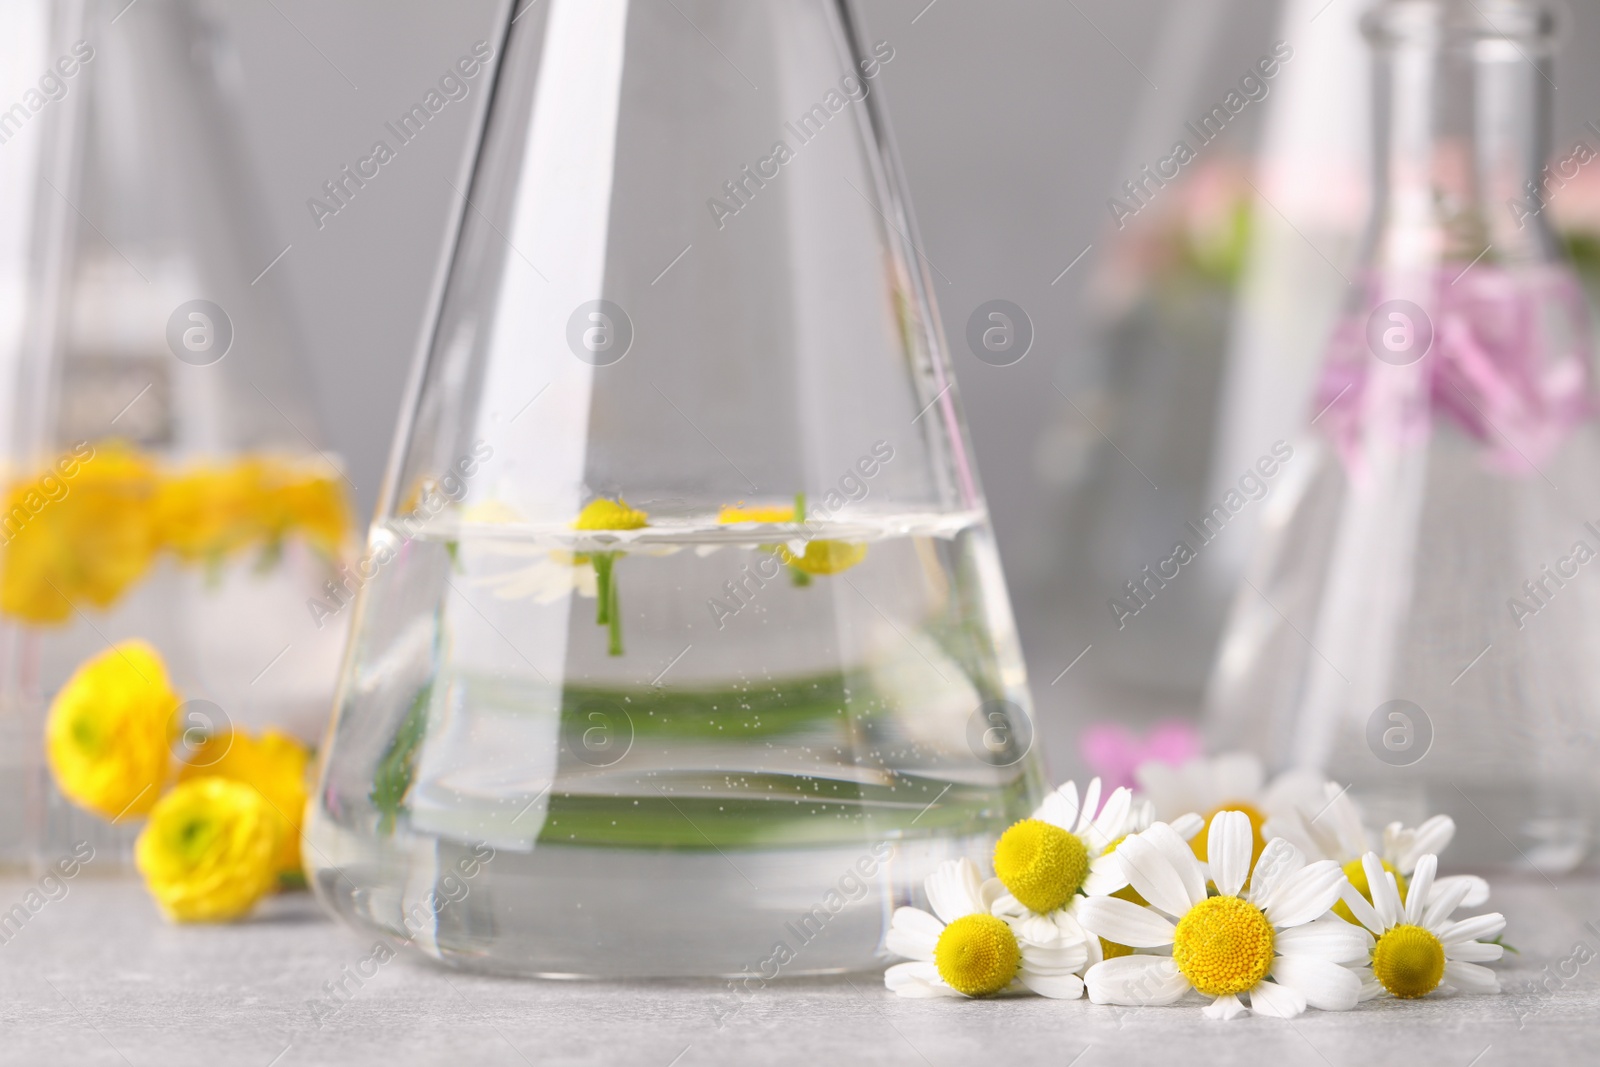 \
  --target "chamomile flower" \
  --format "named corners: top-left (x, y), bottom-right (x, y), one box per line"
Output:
top-left (1341, 852), bottom-right (1504, 1000)
top-left (1266, 783), bottom-right (1490, 922)
top-left (986, 780), bottom-right (1204, 925)
top-left (885, 858), bottom-right (1088, 999)
top-left (1135, 752), bottom-right (1324, 866)
top-left (1078, 812), bottom-right (1369, 1019)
